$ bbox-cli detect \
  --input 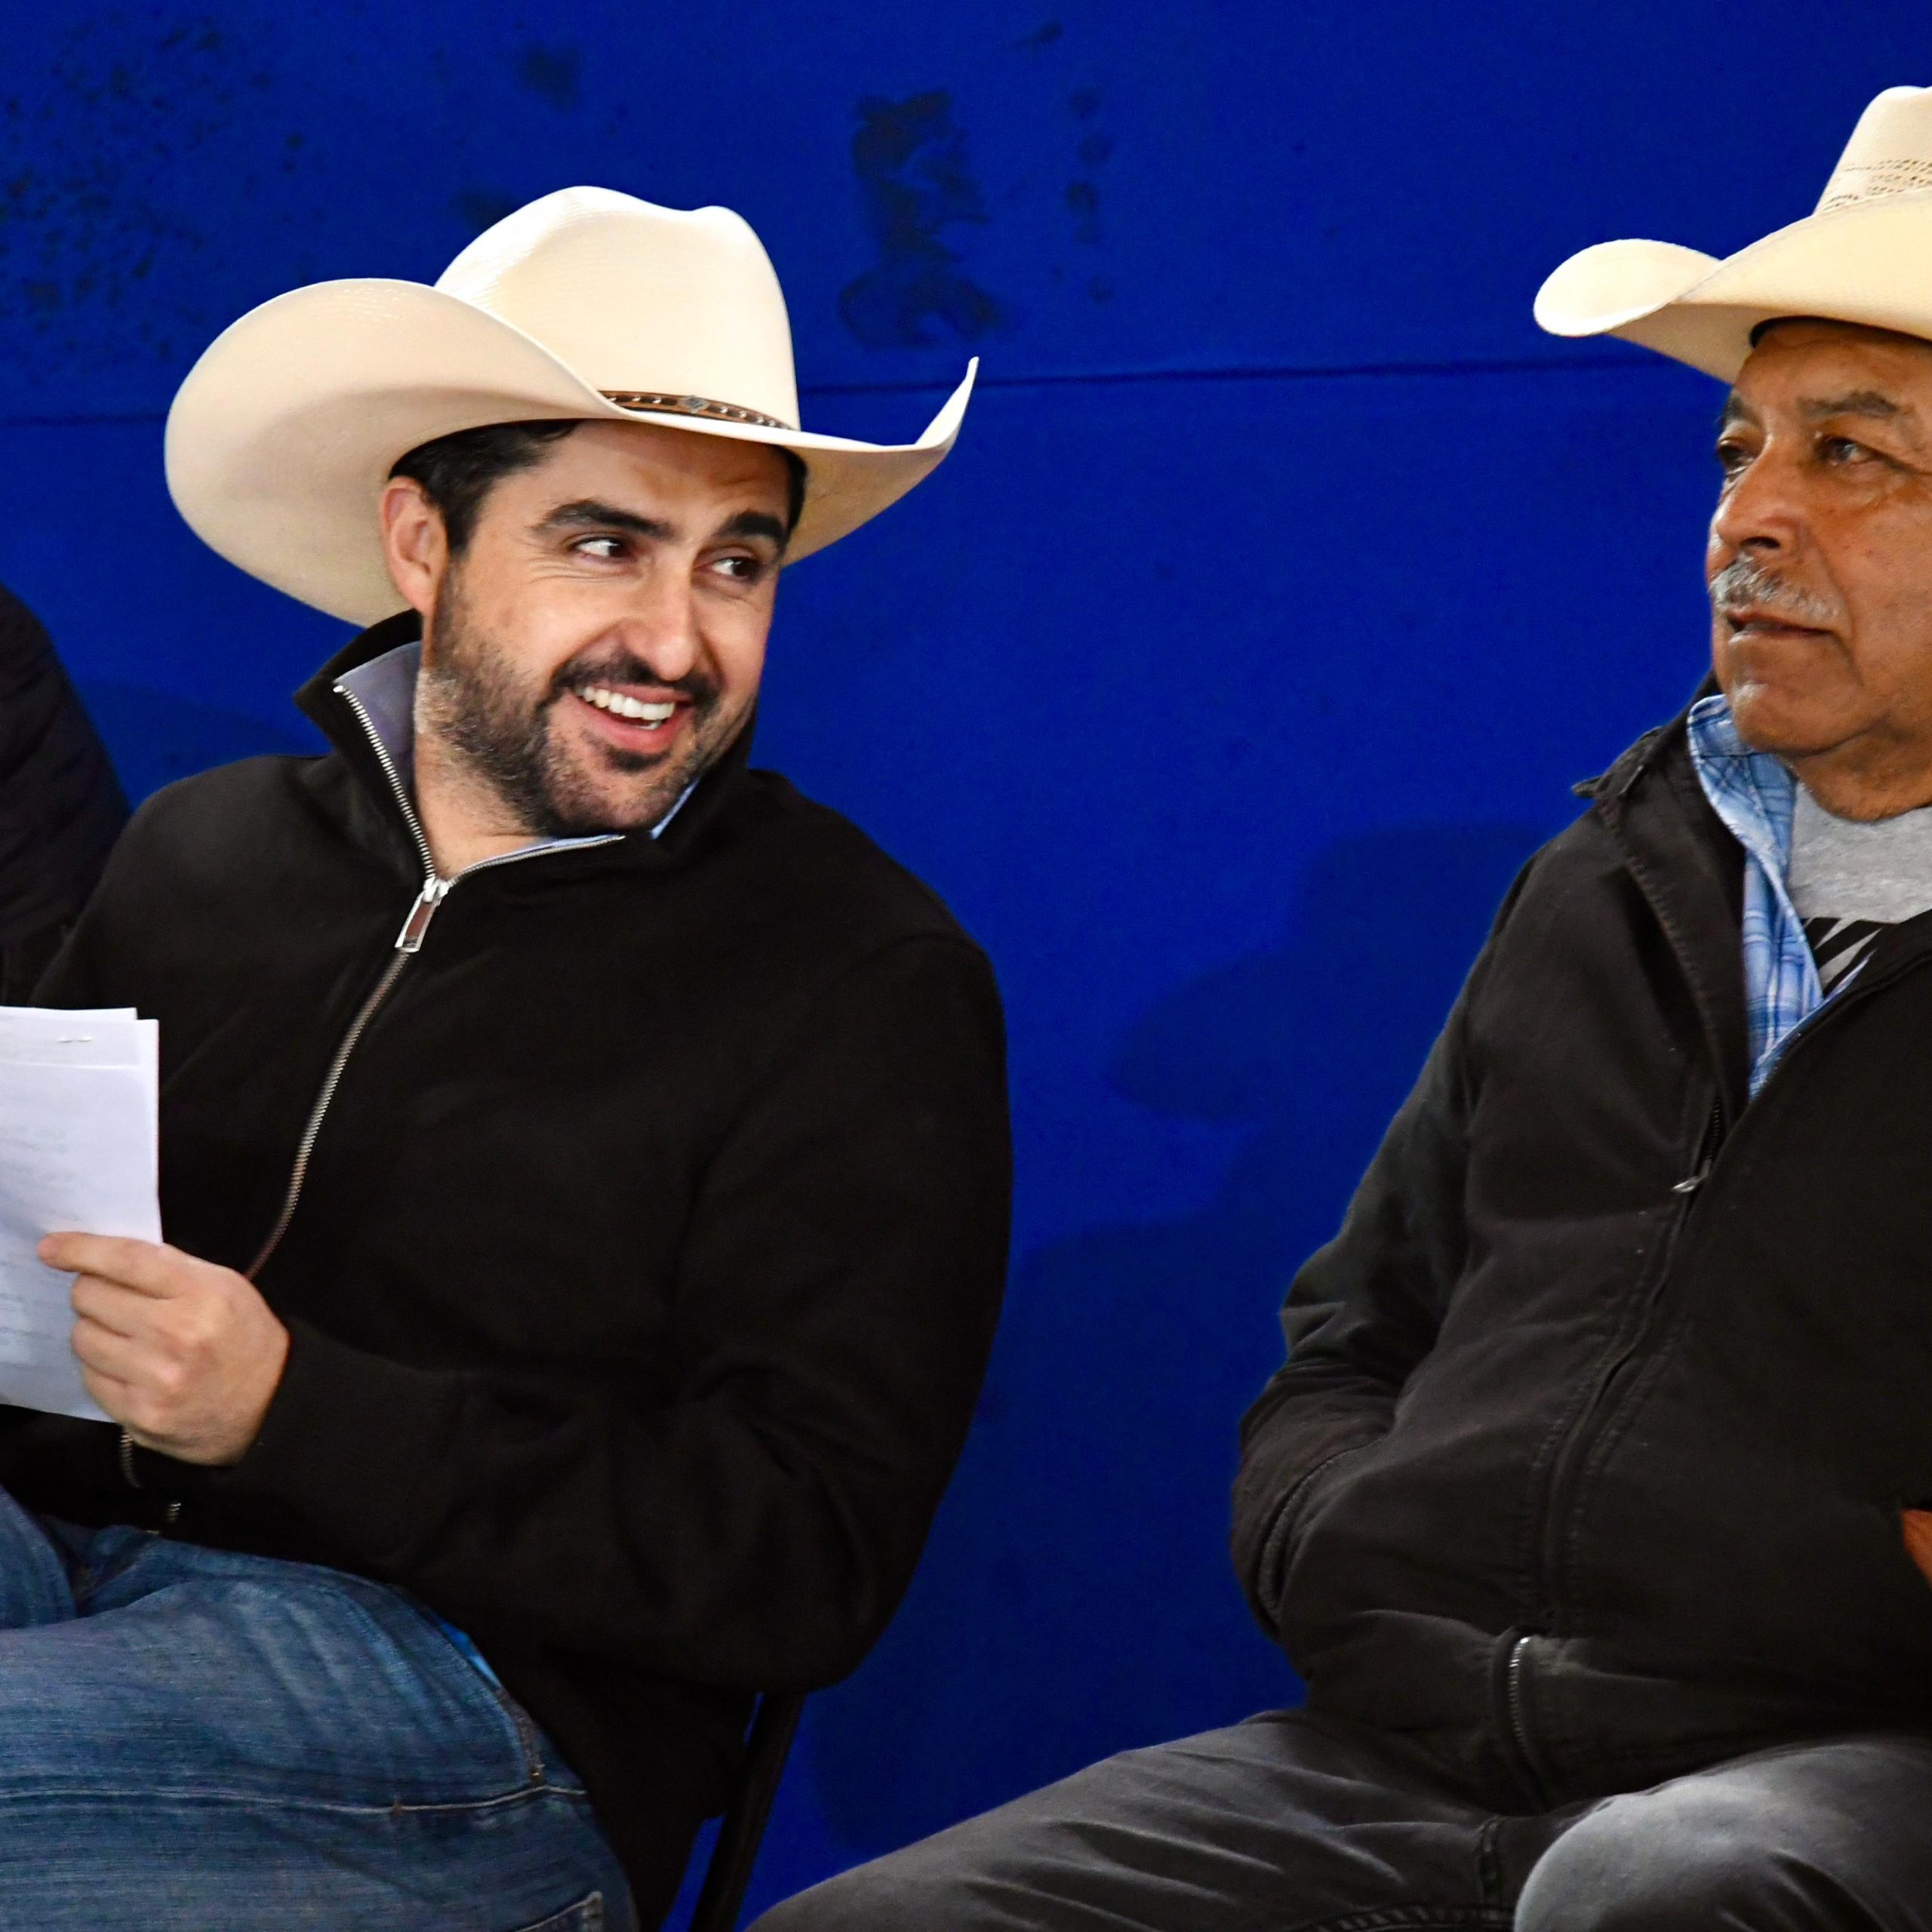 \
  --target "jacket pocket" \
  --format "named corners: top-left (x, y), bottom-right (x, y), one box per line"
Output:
top-left (1256, 1439), bottom-right (1377, 1631)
